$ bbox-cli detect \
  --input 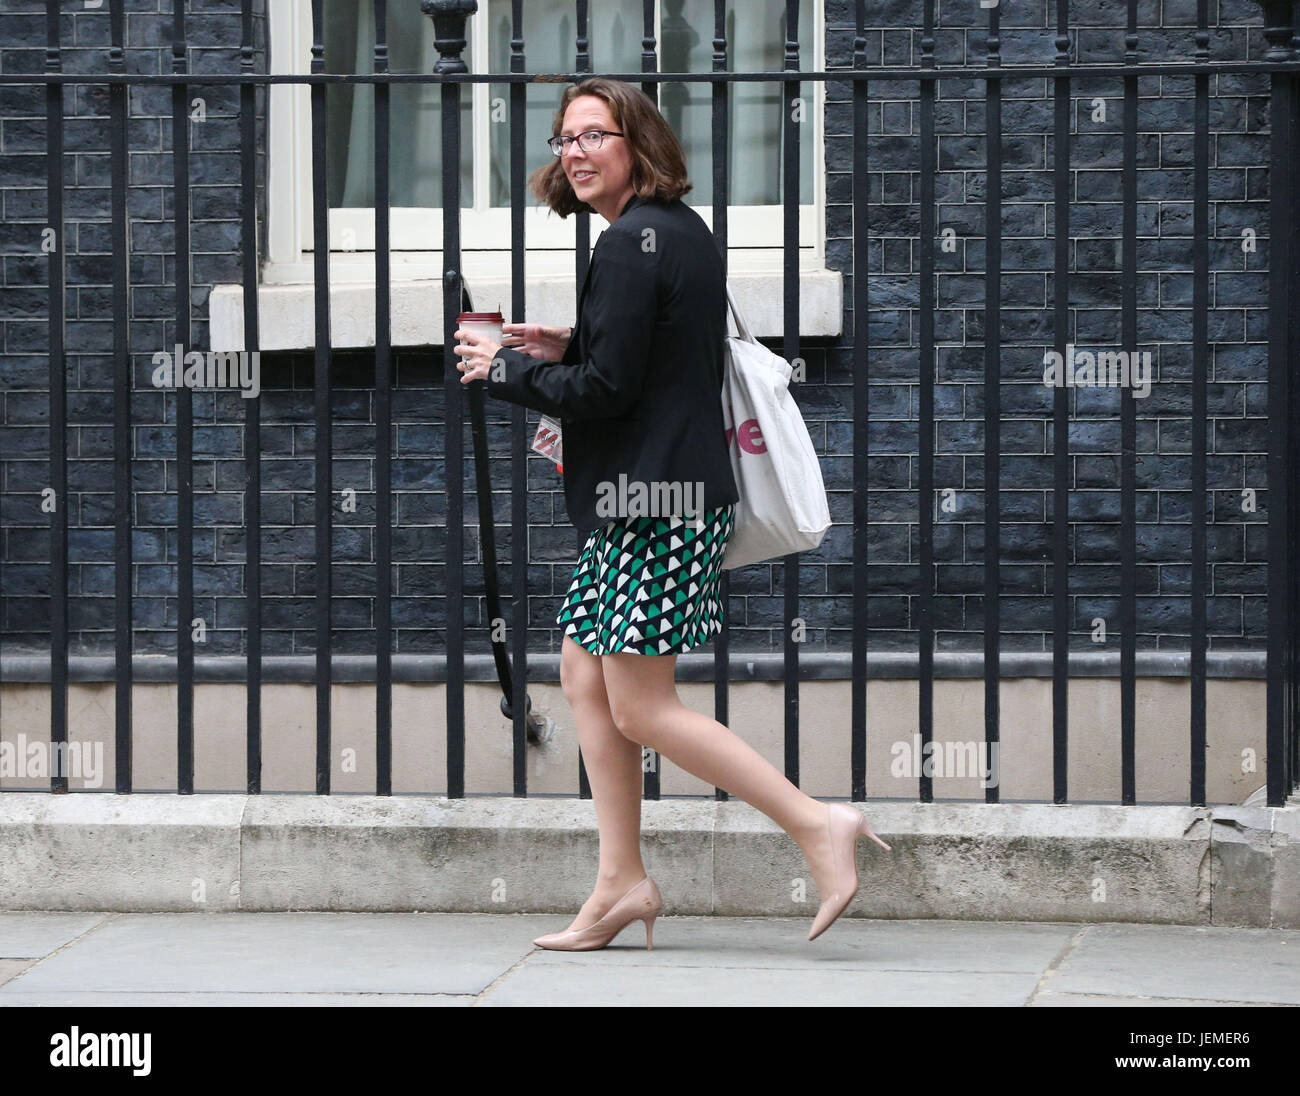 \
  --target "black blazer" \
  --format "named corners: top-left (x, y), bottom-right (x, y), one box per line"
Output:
top-left (485, 192), bottom-right (740, 538)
